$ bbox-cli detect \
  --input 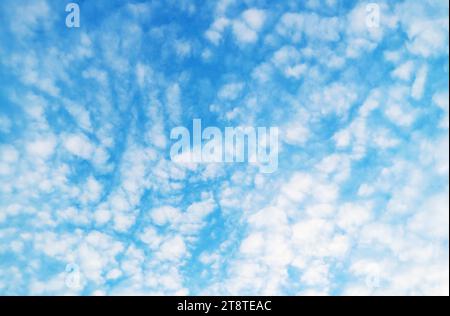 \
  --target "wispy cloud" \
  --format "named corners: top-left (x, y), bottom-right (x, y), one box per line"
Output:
top-left (0, 0), bottom-right (448, 295)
